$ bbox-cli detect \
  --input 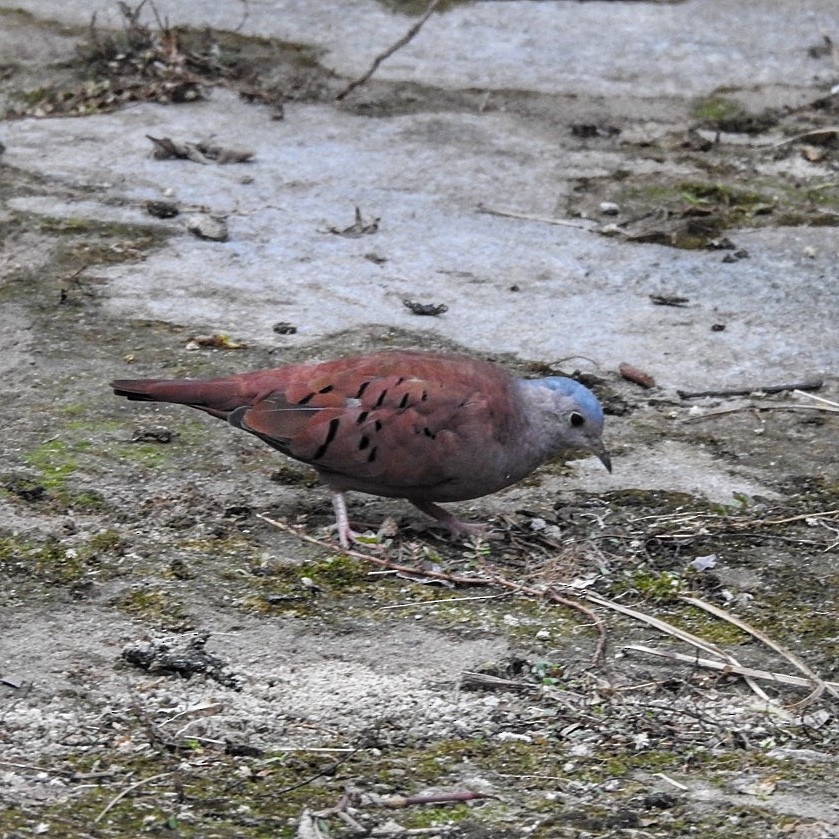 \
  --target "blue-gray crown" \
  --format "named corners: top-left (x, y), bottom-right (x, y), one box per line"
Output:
top-left (537, 377), bottom-right (604, 423)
